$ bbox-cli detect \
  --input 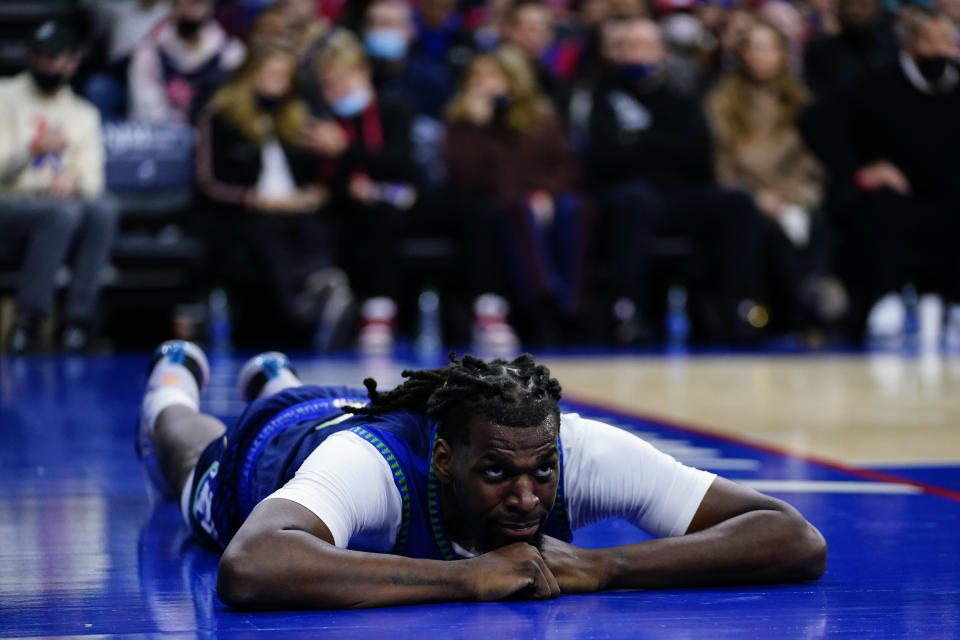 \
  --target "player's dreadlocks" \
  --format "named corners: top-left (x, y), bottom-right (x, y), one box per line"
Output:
top-left (345, 353), bottom-right (563, 443)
